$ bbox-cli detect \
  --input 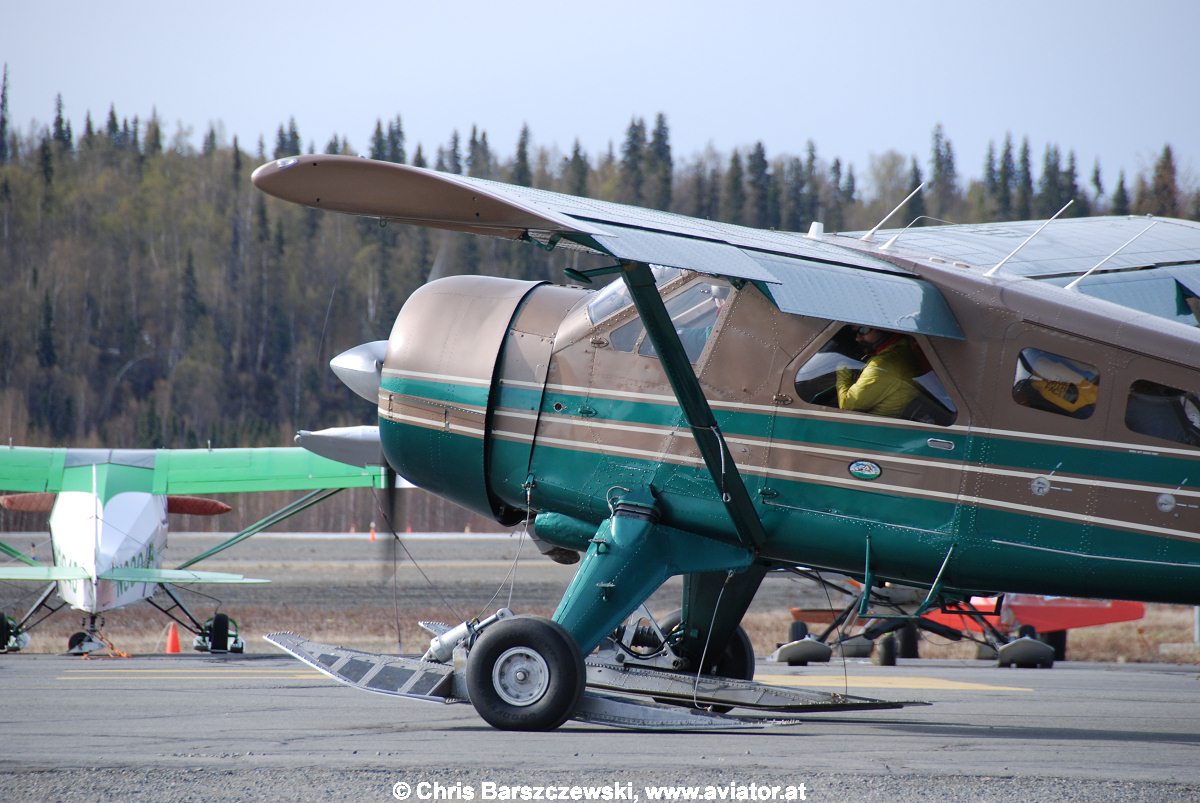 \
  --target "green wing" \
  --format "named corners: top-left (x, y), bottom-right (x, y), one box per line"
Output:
top-left (99, 568), bottom-right (268, 585)
top-left (0, 565), bottom-right (90, 581)
top-left (0, 446), bottom-right (66, 492)
top-left (153, 447), bottom-right (384, 494)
